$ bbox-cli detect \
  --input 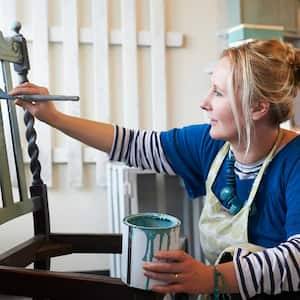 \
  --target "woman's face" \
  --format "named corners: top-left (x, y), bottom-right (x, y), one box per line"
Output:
top-left (200, 56), bottom-right (241, 142)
